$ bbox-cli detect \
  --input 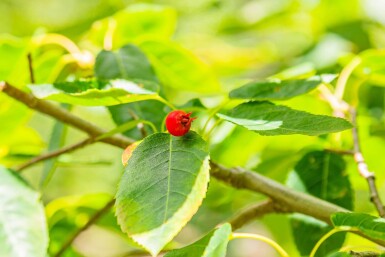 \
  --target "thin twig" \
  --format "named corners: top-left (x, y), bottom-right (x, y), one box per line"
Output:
top-left (127, 109), bottom-right (147, 138)
top-left (324, 148), bottom-right (355, 156)
top-left (0, 81), bottom-right (133, 148)
top-left (15, 138), bottom-right (94, 172)
top-left (227, 199), bottom-right (288, 230)
top-left (348, 251), bottom-right (383, 257)
top-left (54, 198), bottom-right (115, 257)
top-left (27, 53), bottom-right (35, 83)
top-left (351, 108), bottom-right (385, 217)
